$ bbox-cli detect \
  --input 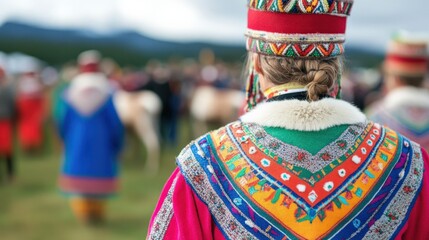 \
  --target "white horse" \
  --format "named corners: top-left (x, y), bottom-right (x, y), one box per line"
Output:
top-left (190, 85), bottom-right (245, 136)
top-left (114, 90), bottom-right (162, 173)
